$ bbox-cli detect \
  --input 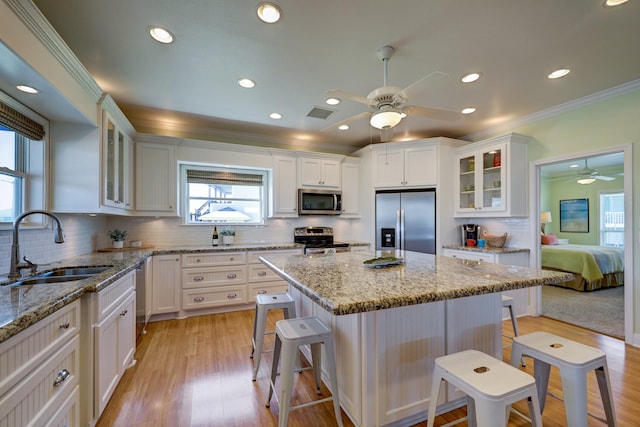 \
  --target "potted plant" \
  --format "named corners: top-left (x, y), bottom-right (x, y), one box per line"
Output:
top-left (108, 229), bottom-right (128, 249)
top-left (220, 227), bottom-right (235, 245)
